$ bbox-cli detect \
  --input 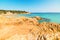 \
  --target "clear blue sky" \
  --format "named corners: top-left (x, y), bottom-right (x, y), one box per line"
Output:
top-left (0, 0), bottom-right (60, 12)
